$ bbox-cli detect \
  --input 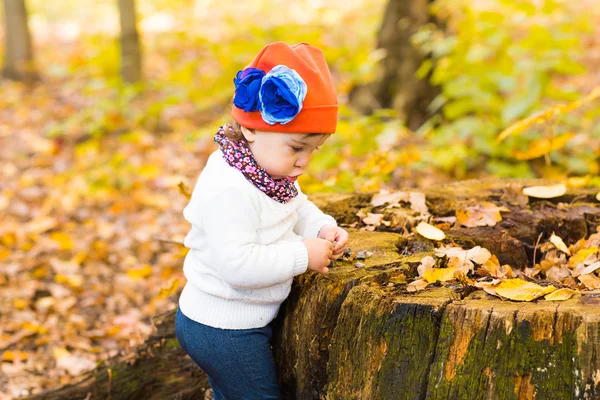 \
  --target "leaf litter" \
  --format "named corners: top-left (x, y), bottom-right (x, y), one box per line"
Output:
top-left (365, 189), bottom-right (600, 301)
